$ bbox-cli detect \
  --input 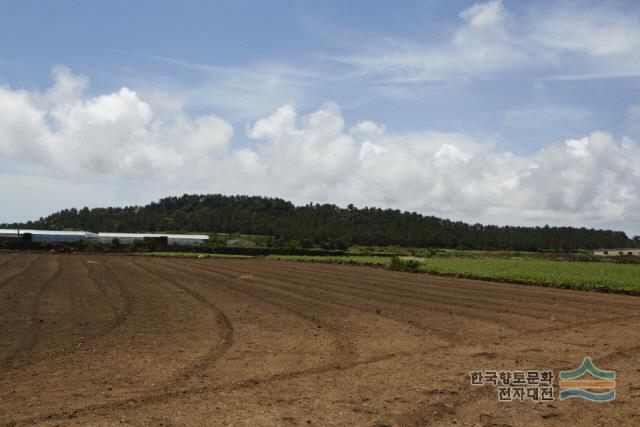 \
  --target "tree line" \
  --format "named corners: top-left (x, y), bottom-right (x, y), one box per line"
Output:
top-left (3, 194), bottom-right (636, 251)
